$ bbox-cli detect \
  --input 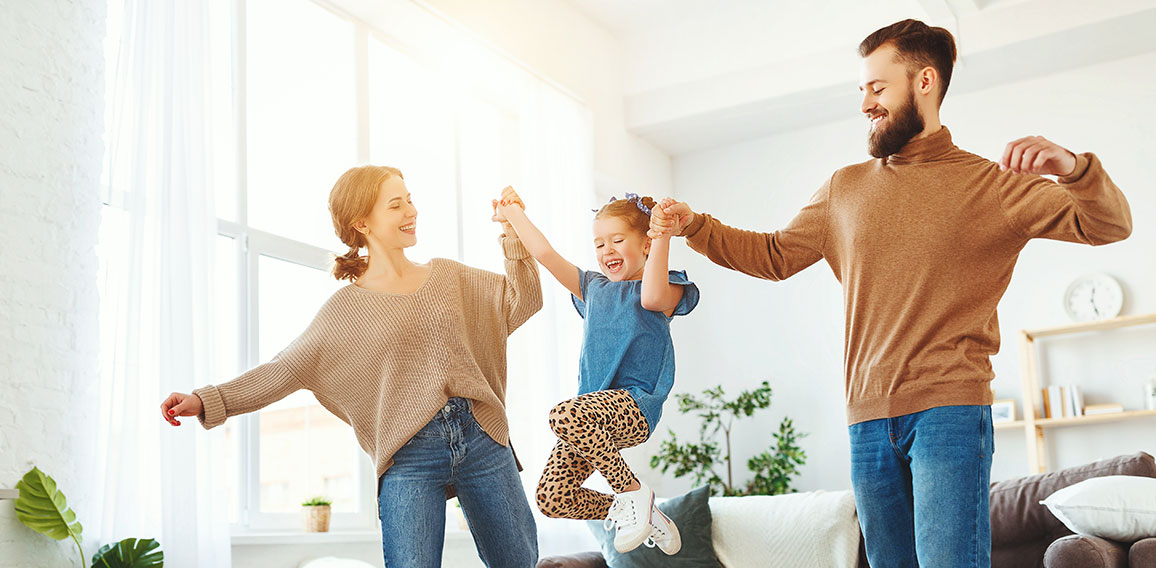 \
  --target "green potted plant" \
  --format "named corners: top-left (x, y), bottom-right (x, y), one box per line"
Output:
top-left (301, 496), bottom-right (332, 533)
top-left (650, 380), bottom-right (807, 496)
top-left (12, 466), bottom-right (163, 567)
